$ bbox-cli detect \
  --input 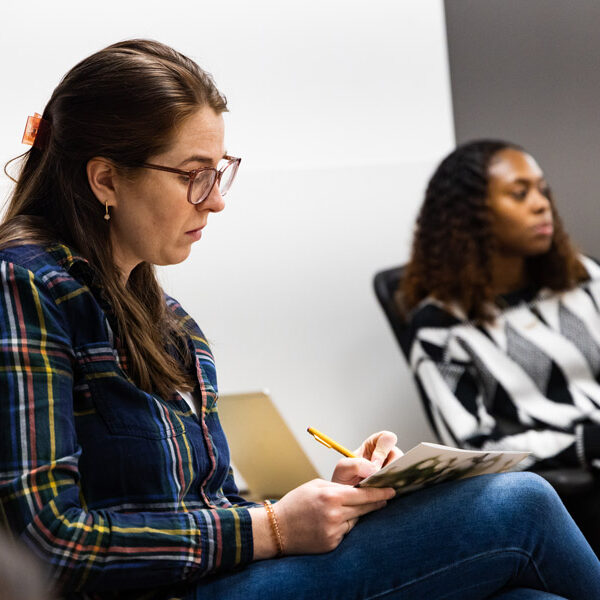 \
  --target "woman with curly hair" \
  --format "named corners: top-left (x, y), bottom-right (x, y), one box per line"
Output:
top-left (402, 139), bottom-right (600, 552)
